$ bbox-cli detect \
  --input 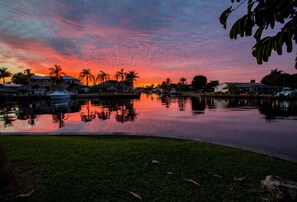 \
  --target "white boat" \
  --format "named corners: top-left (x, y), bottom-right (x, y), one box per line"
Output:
top-left (276, 87), bottom-right (294, 97)
top-left (49, 90), bottom-right (71, 99)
